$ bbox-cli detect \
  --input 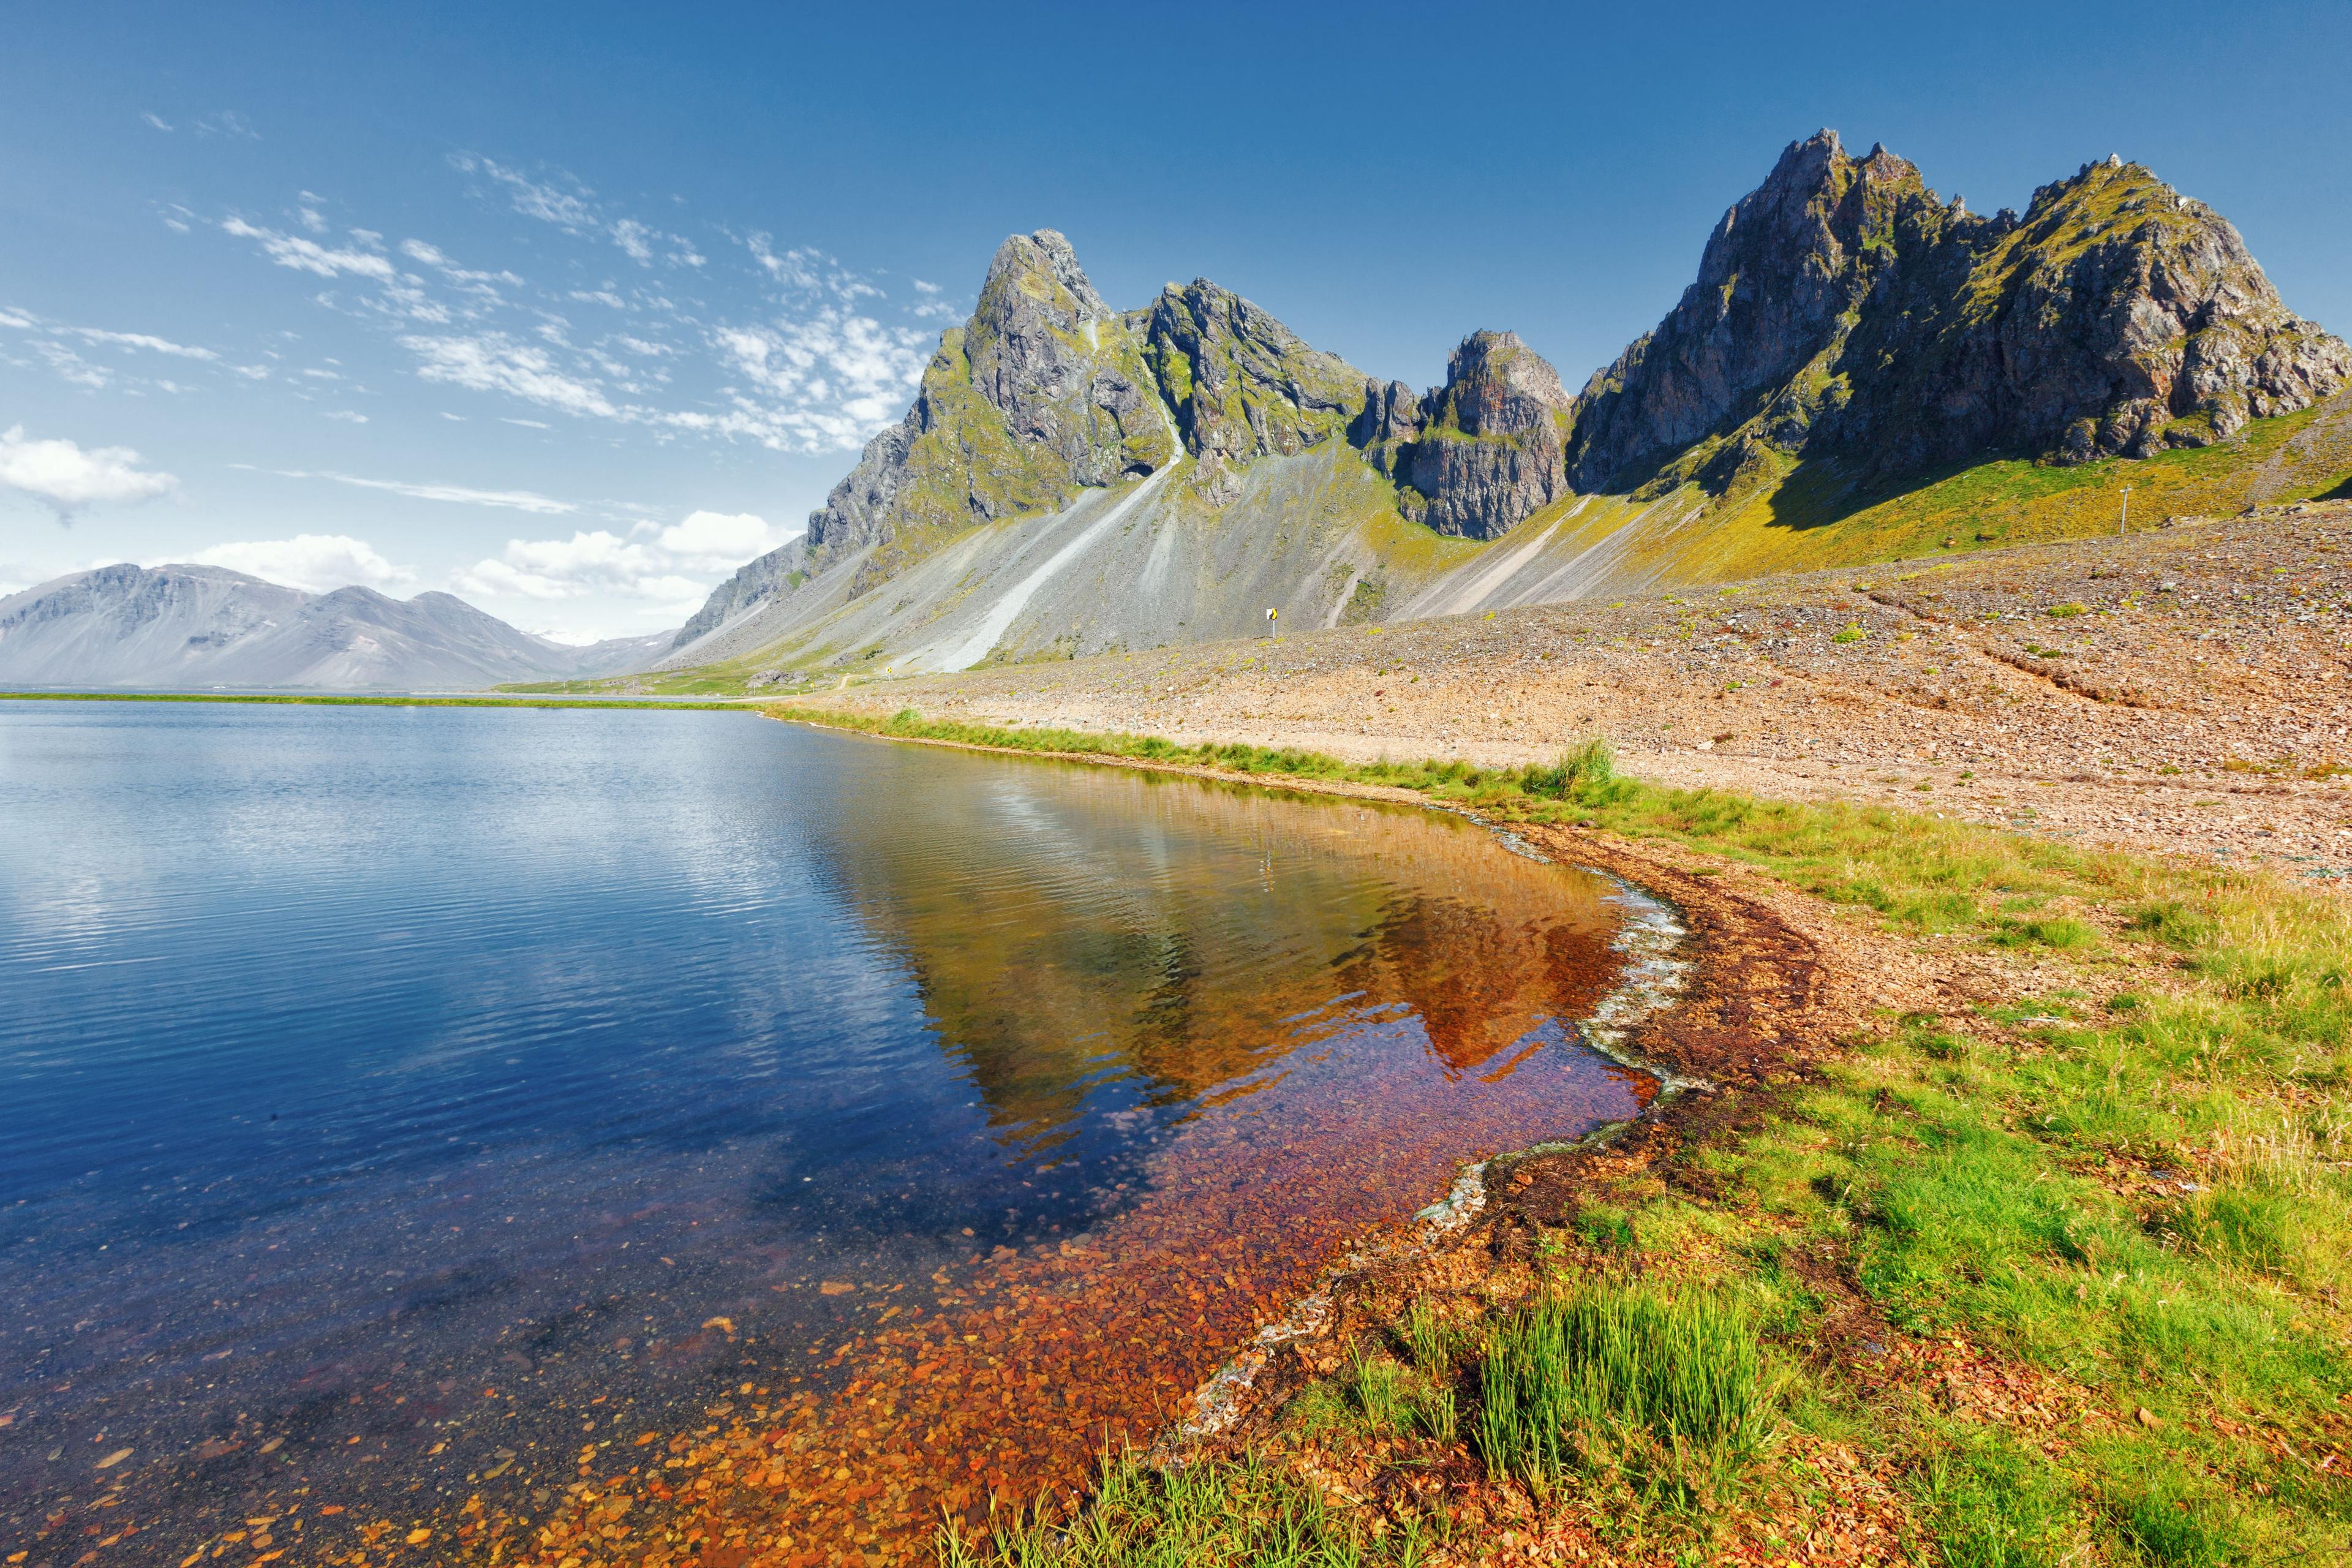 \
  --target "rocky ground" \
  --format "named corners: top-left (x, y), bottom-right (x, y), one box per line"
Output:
top-left (804, 499), bottom-right (2352, 882)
